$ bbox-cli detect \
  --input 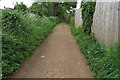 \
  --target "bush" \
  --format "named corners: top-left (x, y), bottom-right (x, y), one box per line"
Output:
top-left (71, 27), bottom-right (119, 78)
top-left (2, 10), bottom-right (59, 78)
top-left (49, 16), bottom-right (60, 24)
top-left (69, 17), bottom-right (75, 27)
